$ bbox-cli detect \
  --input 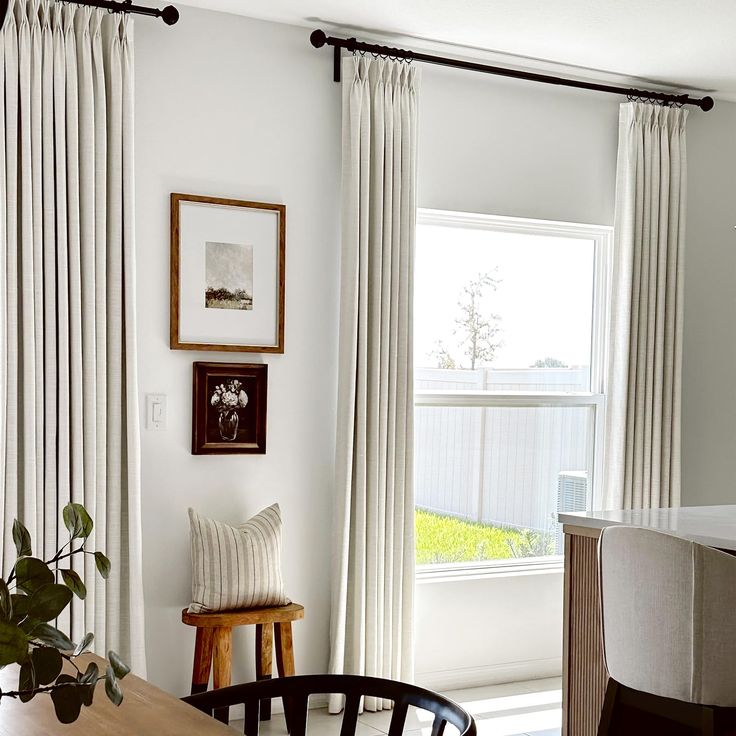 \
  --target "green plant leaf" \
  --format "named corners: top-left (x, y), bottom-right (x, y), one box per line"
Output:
top-left (79, 660), bottom-right (99, 685)
top-left (73, 632), bottom-right (94, 657)
top-left (9, 594), bottom-right (29, 624)
top-left (29, 623), bottom-right (74, 651)
top-left (107, 650), bottom-right (130, 680)
top-left (12, 519), bottom-right (32, 558)
top-left (16, 616), bottom-right (41, 639)
top-left (104, 664), bottom-right (123, 706)
top-left (31, 646), bottom-right (63, 686)
top-left (79, 682), bottom-right (96, 707)
top-left (19, 616), bottom-right (41, 635)
top-left (62, 504), bottom-right (93, 540)
top-left (18, 660), bottom-right (36, 703)
top-left (28, 584), bottom-right (73, 623)
top-left (14, 557), bottom-right (54, 595)
top-left (93, 552), bottom-right (111, 580)
top-left (50, 675), bottom-right (83, 723)
top-left (0, 621), bottom-right (29, 666)
top-left (77, 661), bottom-right (99, 707)
top-left (59, 569), bottom-right (87, 601)
top-left (0, 579), bottom-right (12, 622)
